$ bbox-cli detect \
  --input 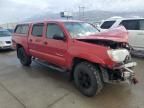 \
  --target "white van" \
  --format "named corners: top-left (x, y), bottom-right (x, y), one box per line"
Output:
top-left (100, 18), bottom-right (144, 51)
